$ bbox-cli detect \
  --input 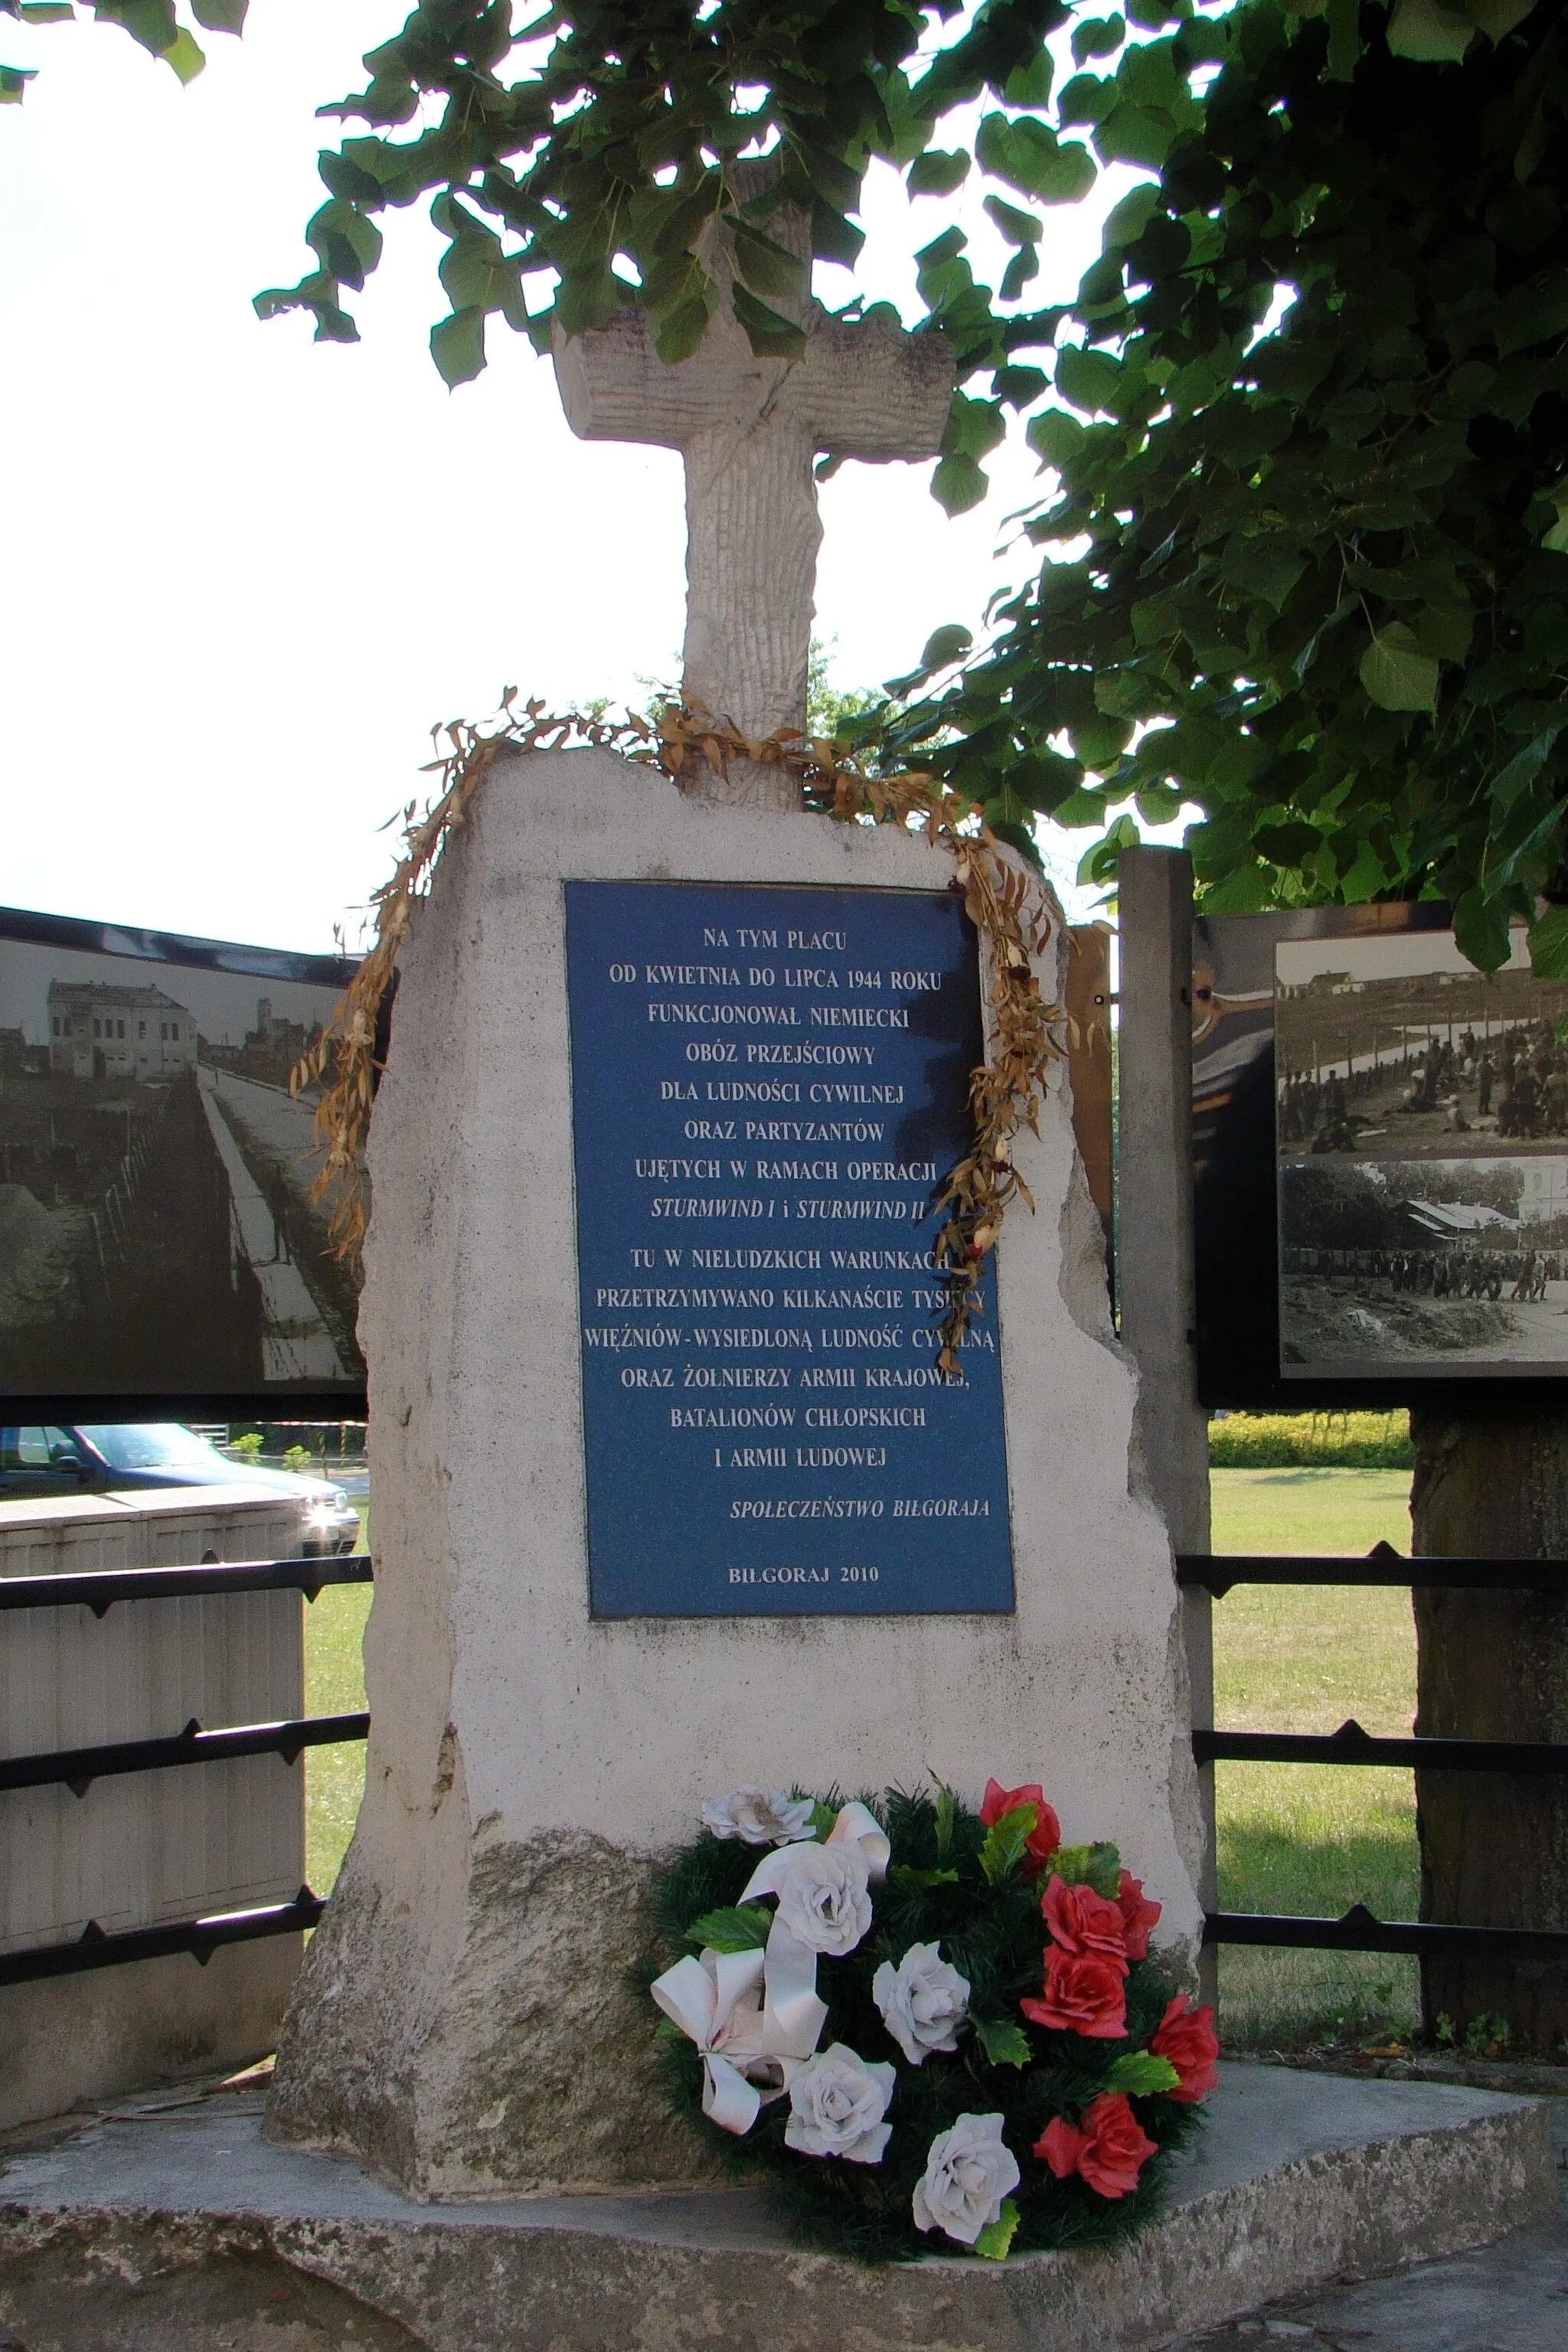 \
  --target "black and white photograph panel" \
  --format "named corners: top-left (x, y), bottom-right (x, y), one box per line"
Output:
top-left (0, 917), bottom-right (364, 1403)
top-left (1274, 926), bottom-right (1568, 1164)
top-left (1279, 1154), bottom-right (1568, 1377)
